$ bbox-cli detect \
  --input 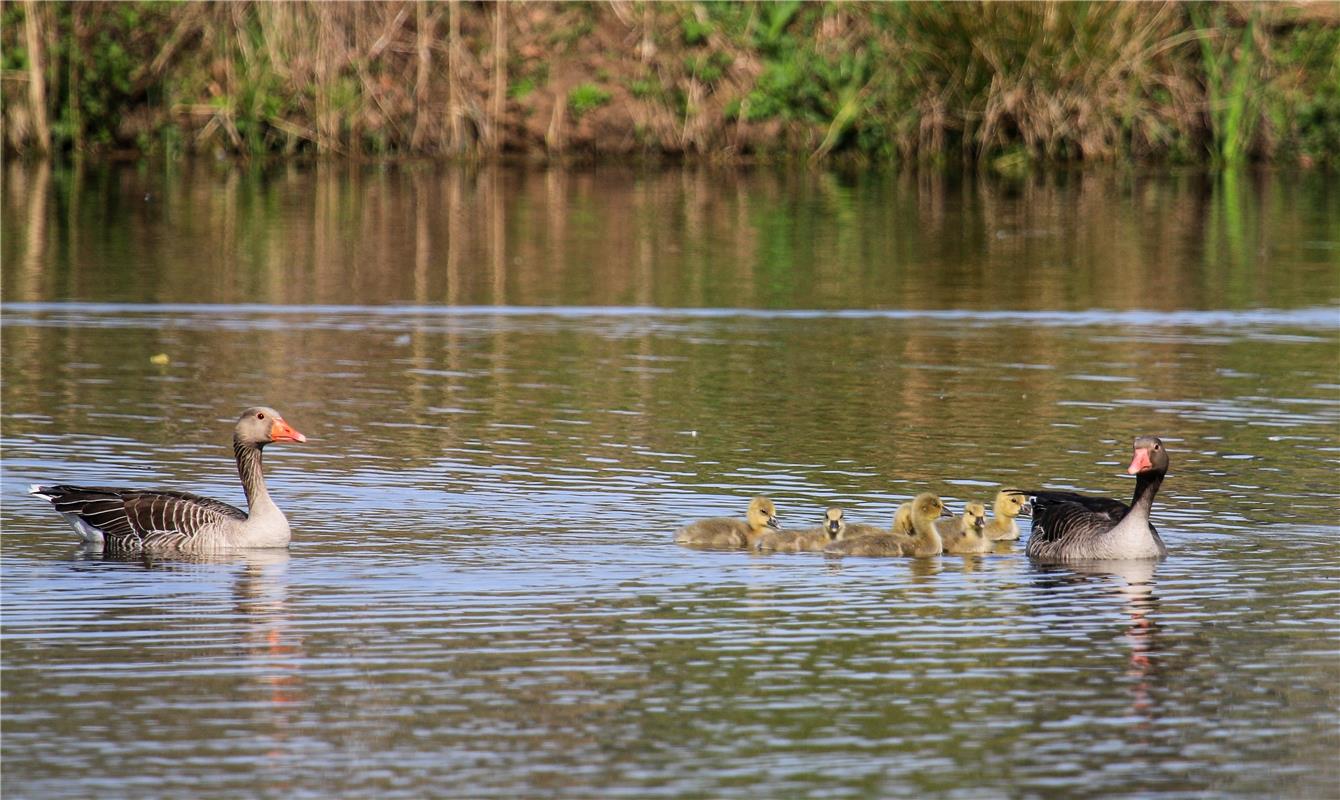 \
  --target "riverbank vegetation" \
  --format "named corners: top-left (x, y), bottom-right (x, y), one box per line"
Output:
top-left (3, 1), bottom-right (1338, 166)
